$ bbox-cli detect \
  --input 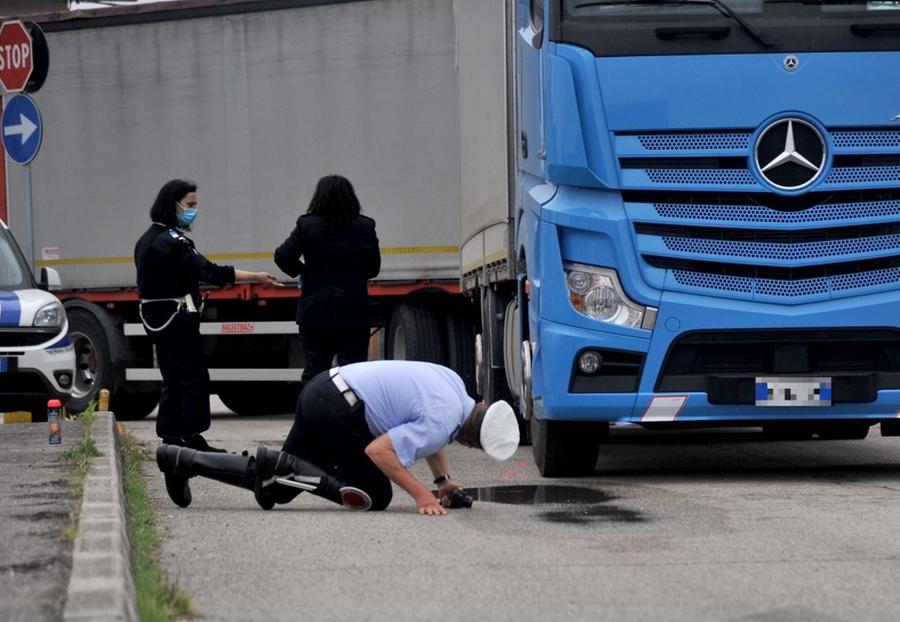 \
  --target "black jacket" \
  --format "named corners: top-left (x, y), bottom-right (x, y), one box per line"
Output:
top-left (134, 224), bottom-right (235, 323)
top-left (274, 214), bottom-right (380, 330)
